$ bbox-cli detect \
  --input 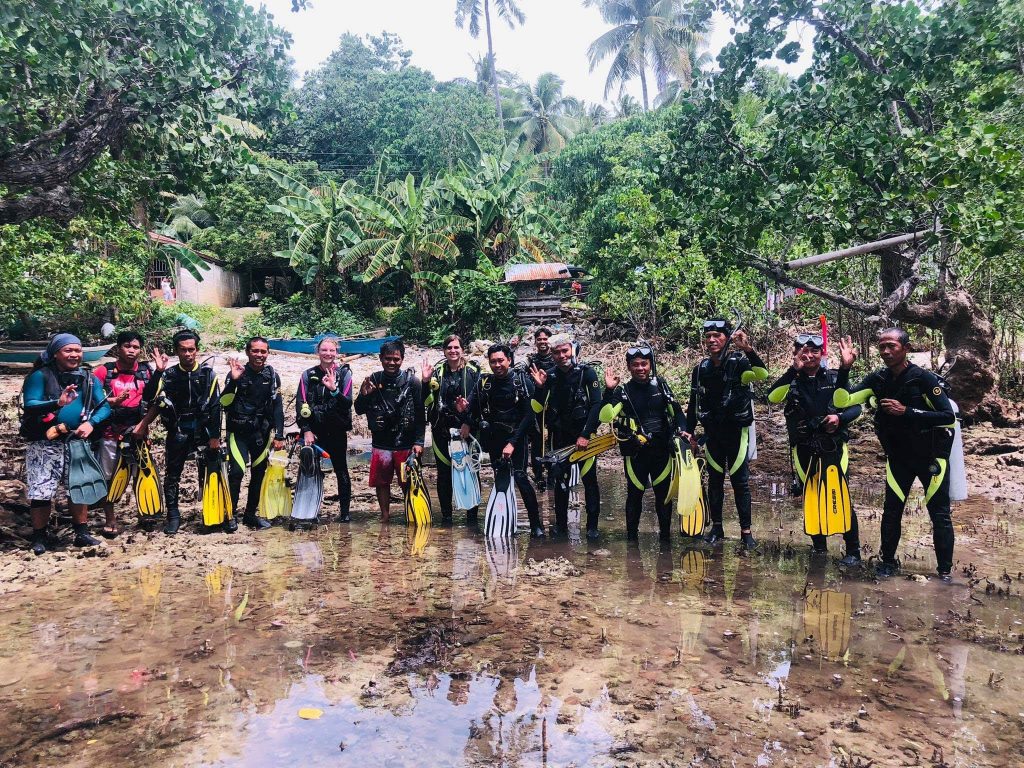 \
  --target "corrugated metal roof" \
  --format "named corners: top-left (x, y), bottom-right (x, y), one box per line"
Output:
top-left (503, 263), bottom-right (573, 283)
